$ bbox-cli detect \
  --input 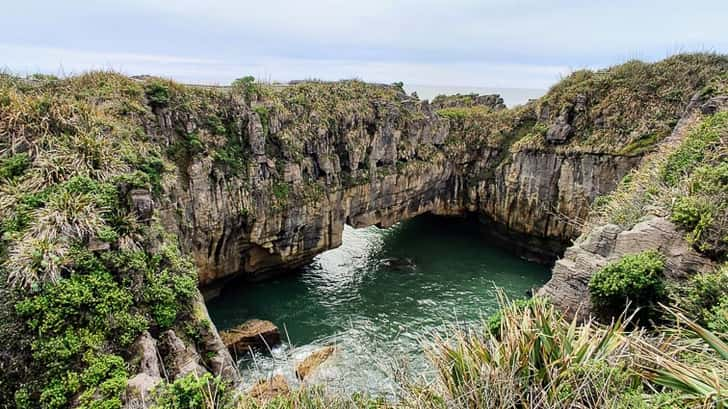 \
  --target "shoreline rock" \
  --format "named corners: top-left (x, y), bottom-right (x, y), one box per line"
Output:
top-left (220, 319), bottom-right (281, 355)
top-left (249, 375), bottom-right (290, 401)
top-left (295, 346), bottom-right (336, 381)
